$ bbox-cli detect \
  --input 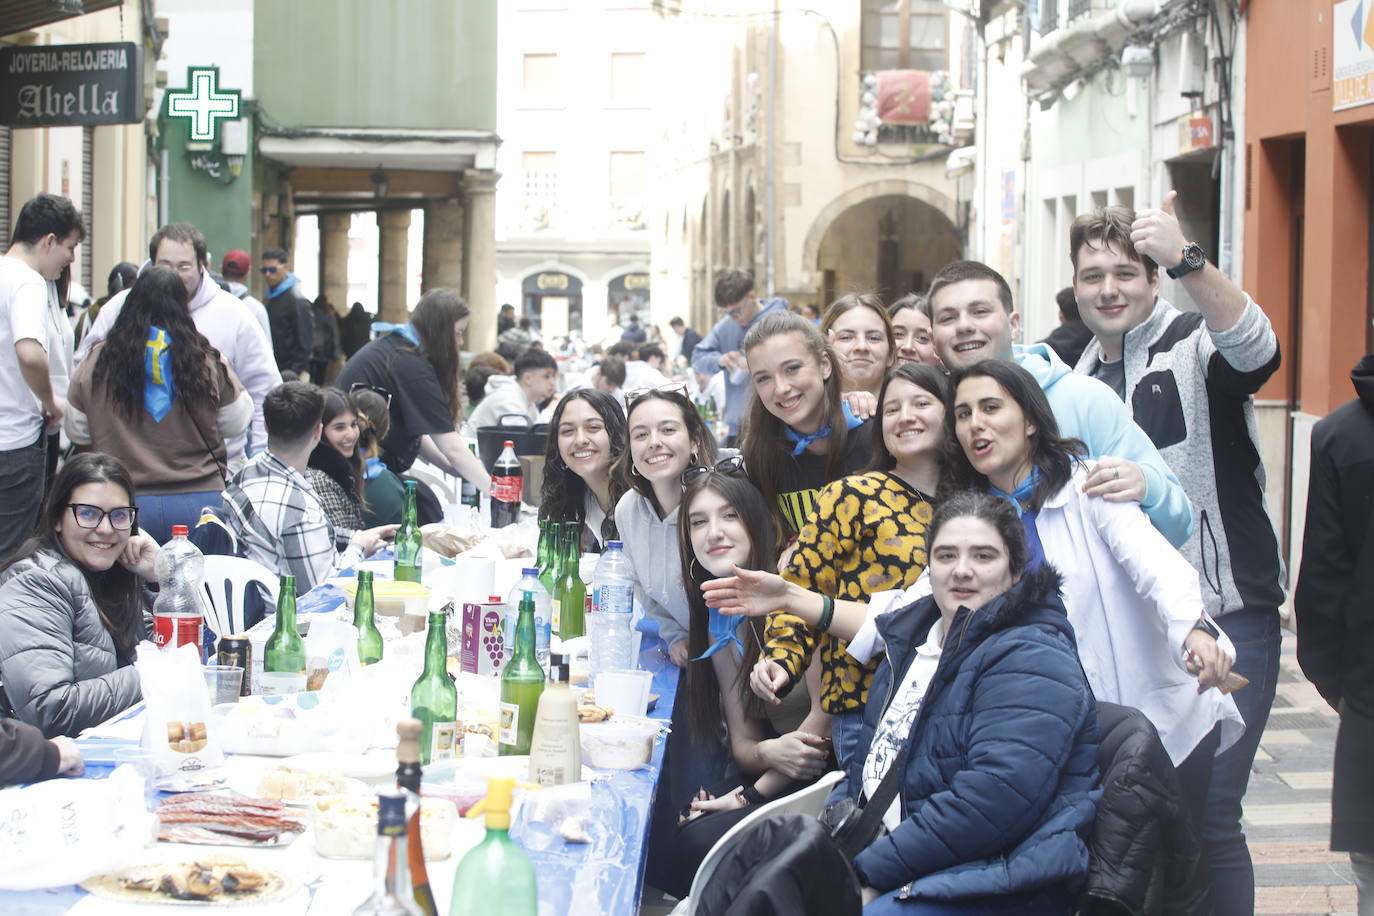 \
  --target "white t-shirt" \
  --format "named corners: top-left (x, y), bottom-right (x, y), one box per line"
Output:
top-left (862, 616), bottom-right (944, 832)
top-left (0, 256), bottom-right (63, 449)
